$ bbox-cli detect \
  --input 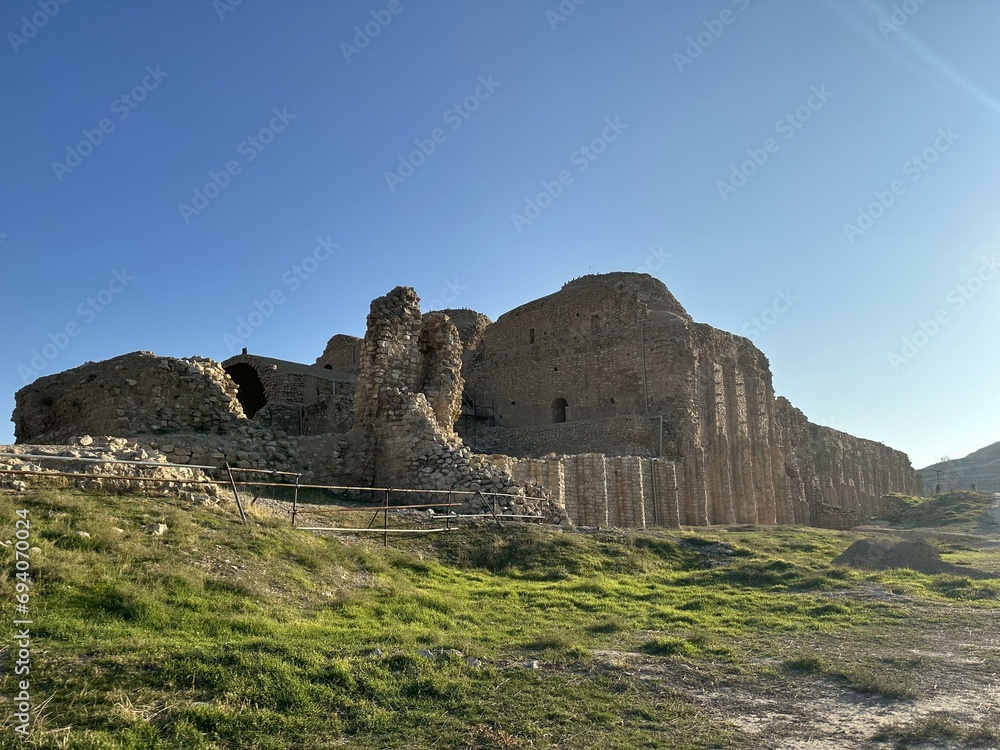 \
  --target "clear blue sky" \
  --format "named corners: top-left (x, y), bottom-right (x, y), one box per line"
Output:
top-left (2, 0), bottom-right (998, 469)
